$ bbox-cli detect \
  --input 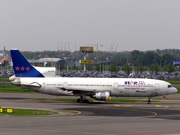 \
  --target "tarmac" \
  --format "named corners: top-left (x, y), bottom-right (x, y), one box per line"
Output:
top-left (0, 93), bottom-right (180, 135)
